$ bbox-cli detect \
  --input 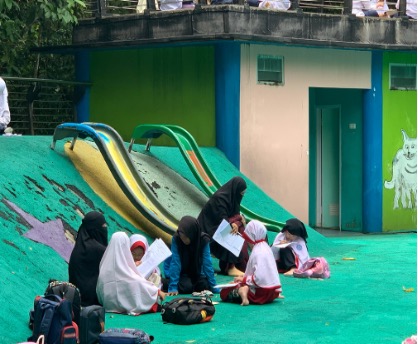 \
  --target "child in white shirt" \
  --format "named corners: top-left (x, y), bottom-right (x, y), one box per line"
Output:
top-left (271, 218), bottom-right (310, 276)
